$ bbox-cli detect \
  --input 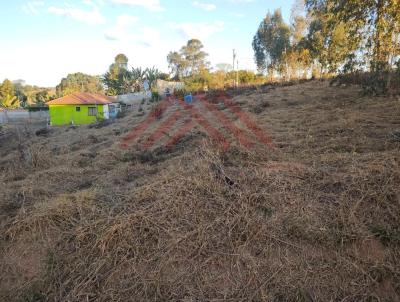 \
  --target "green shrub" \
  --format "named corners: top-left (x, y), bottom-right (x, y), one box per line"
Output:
top-left (151, 91), bottom-right (160, 102)
top-left (173, 88), bottom-right (186, 98)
